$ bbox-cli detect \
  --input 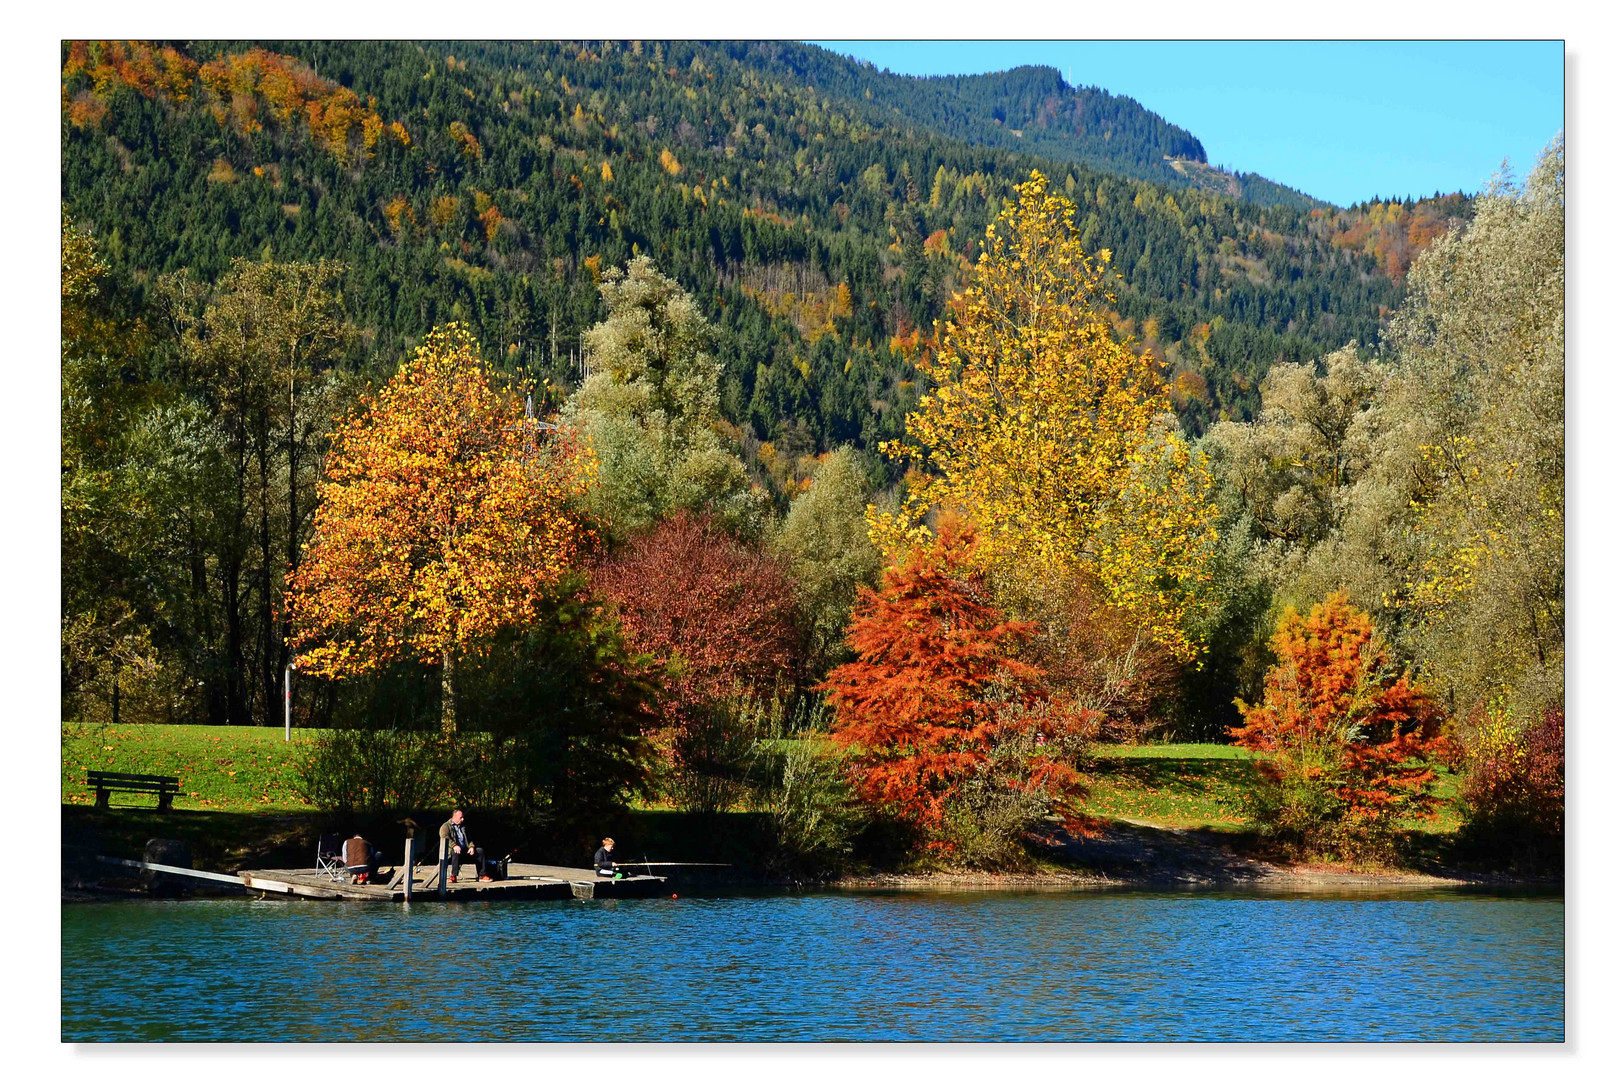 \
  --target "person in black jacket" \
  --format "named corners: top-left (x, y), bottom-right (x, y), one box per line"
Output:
top-left (440, 809), bottom-right (490, 883)
top-left (594, 837), bottom-right (617, 877)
